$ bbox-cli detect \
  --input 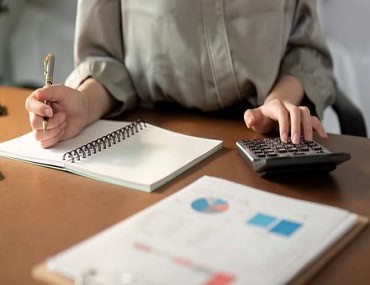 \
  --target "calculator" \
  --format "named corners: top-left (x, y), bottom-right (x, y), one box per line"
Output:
top-left (236, 137), bottom-right (351, 176)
